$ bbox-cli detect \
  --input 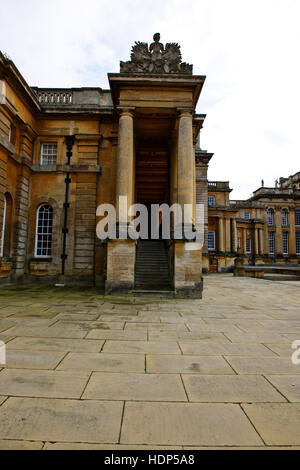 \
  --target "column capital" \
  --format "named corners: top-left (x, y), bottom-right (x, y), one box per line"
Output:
top-left (177, 108), bottom-right (194, 118)
top-left (117, 107), bottom-right (135, 118)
